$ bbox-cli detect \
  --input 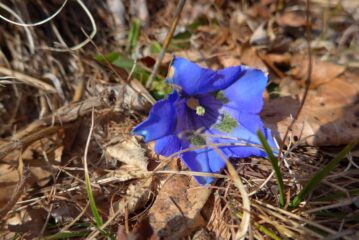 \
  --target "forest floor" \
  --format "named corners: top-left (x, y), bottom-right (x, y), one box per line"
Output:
top-left (0, 0), bottom-right (358, 239)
